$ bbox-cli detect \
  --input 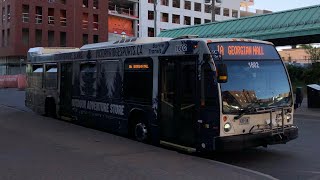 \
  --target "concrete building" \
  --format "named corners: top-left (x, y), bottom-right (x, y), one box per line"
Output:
top-left (278, 49), bottom-right (311, 64)
top-left (108, 0), bottom-right (139, 41)
top-left (108, 0), bottom-right (258, 39)
top-left (0, 0), bottom-right (108, 75)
